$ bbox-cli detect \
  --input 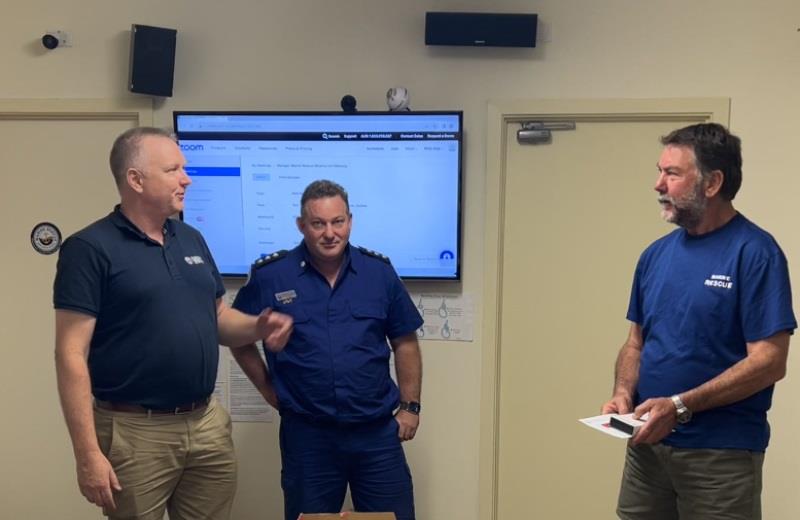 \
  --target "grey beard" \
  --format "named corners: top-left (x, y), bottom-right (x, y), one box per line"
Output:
top-left (659, 192), bottom-right (706, 230)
